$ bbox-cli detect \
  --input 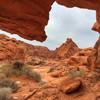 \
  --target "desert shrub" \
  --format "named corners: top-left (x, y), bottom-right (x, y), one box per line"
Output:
top-left (67, 69), bottom-right (85, 78)
top-left (29, 71), bottom-right (41, 82)
top-left (47, 67), bottom-right (55, 73)
top-left (0, 62), bottom-right (25, 76)
top-left (0, 62), bottom-right (24, 77)
top-left (0, 87), bottom-right (12, 100)
top-left (38, 81), bottom-right (47, 86)
top-left (0, 64), bottom-right (11, 76)
top-left (0, 62), bottom-right (42, 82)
top-left (23, 67), bottom-right (42, 82)
top-left (0, 79), bottom-right (19, 92)
top-left (13, 63), bottom-right (42, 82)
top-left (13, 61), bottom-right (24, 70)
